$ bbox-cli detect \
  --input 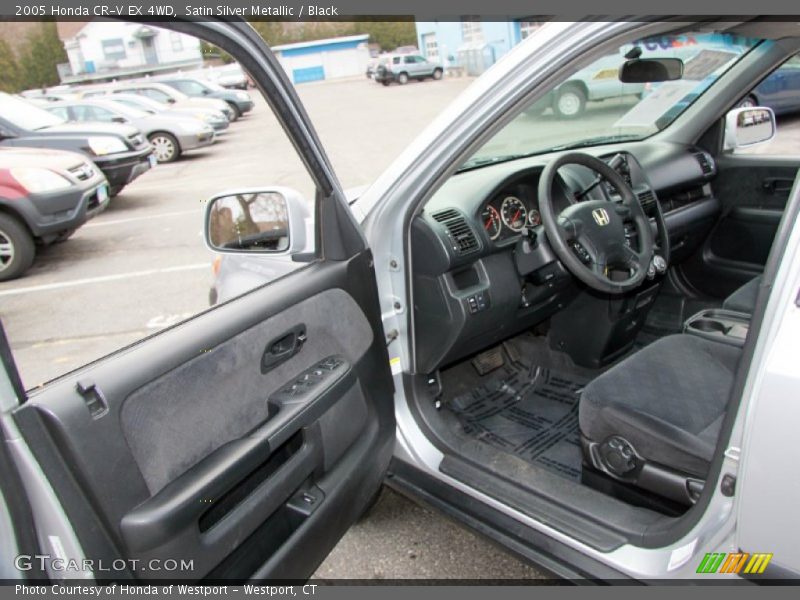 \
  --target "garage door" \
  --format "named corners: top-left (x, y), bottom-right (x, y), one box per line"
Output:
top-left (292, 66), bottom-right (325, 84)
